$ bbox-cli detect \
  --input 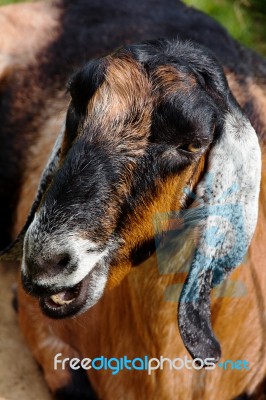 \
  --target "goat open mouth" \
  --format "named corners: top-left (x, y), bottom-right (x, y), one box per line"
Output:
top-left (40, 274), bottom-right (91, 319)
